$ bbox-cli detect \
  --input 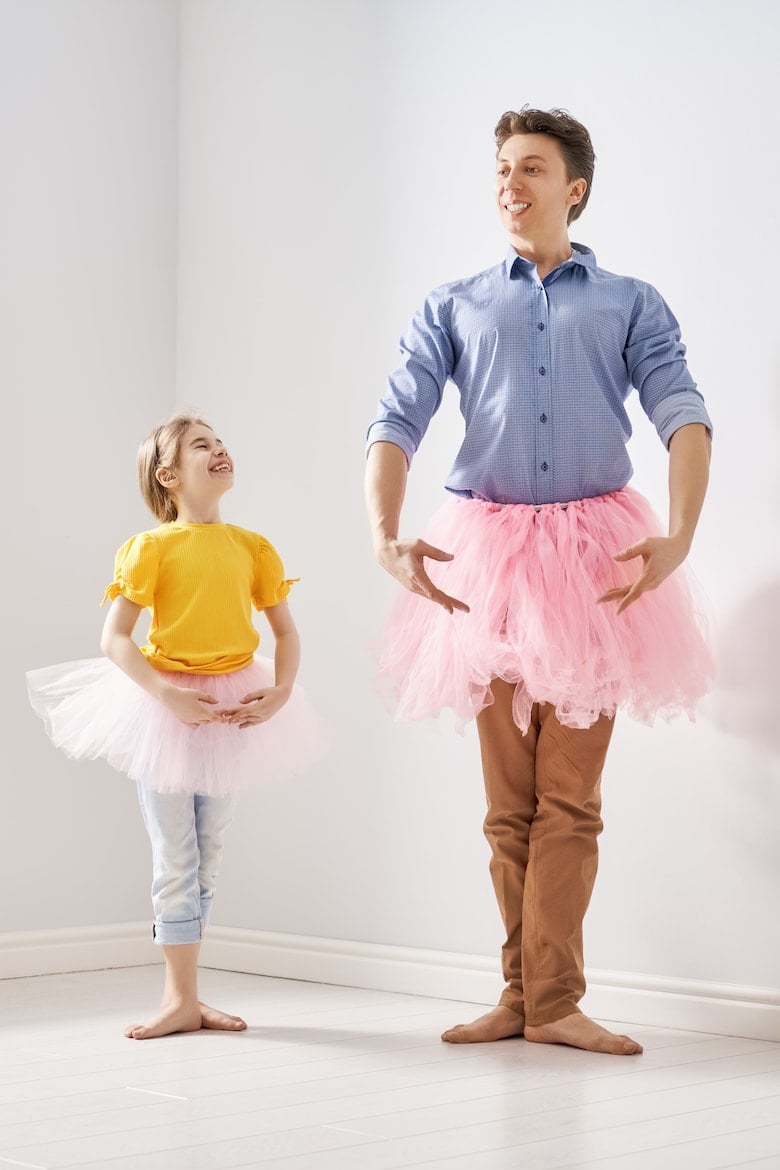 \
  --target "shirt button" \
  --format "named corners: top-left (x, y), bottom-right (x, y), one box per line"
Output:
top-left (541, 461), bottom-right (549, 471)
top-left (540, 413), bottom-right (547, 423)
top-left (537, 322), bottom-right (545, 331)
top-left (539, 366), bottom-right (546, 375)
